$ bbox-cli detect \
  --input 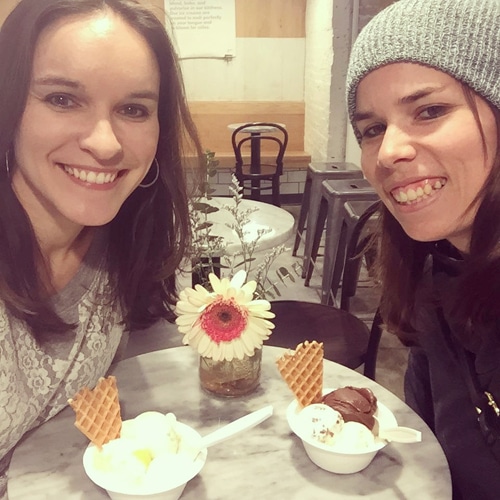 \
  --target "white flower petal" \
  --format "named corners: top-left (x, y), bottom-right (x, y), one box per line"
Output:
top-left (230, 270), bottom-right (247, 289)
top-left (247, 299), bottom-right (272, 310)
top-left (241, 280), bottom-right (257, 295)
top-left (232, 340), bottom-right (245, 360)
